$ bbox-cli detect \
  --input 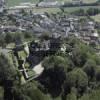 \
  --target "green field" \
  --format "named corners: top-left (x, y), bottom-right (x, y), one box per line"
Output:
top-left (91, 14), bottom-right (100, 22)
top-left (31, 6), bottom-right (100, 14)
top-left (7, 0), bottom-right (98, 7)
top-left (7, 0), bottom-right (39, 7)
